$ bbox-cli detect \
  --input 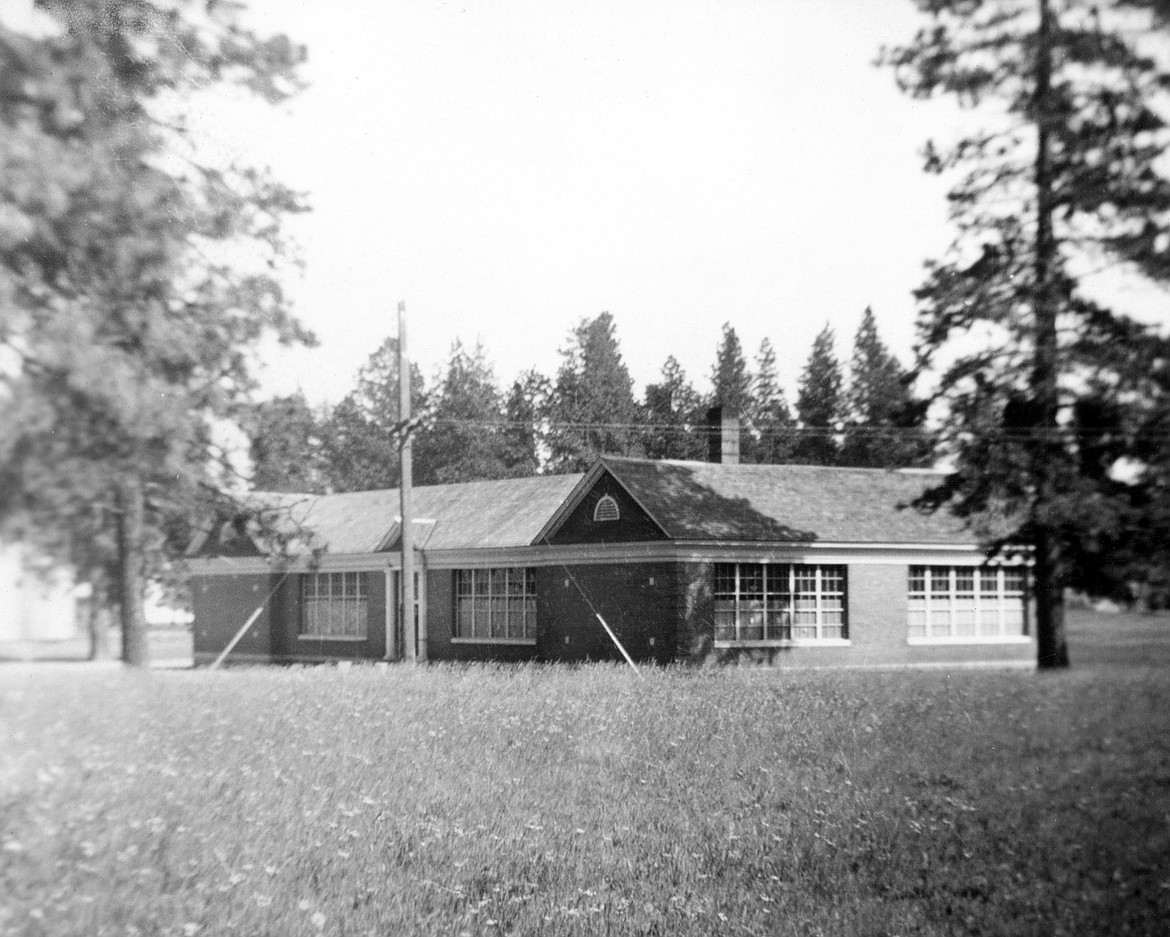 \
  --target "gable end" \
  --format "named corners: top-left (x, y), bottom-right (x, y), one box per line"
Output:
top-left (540, 469), bottom-right (669, 545)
